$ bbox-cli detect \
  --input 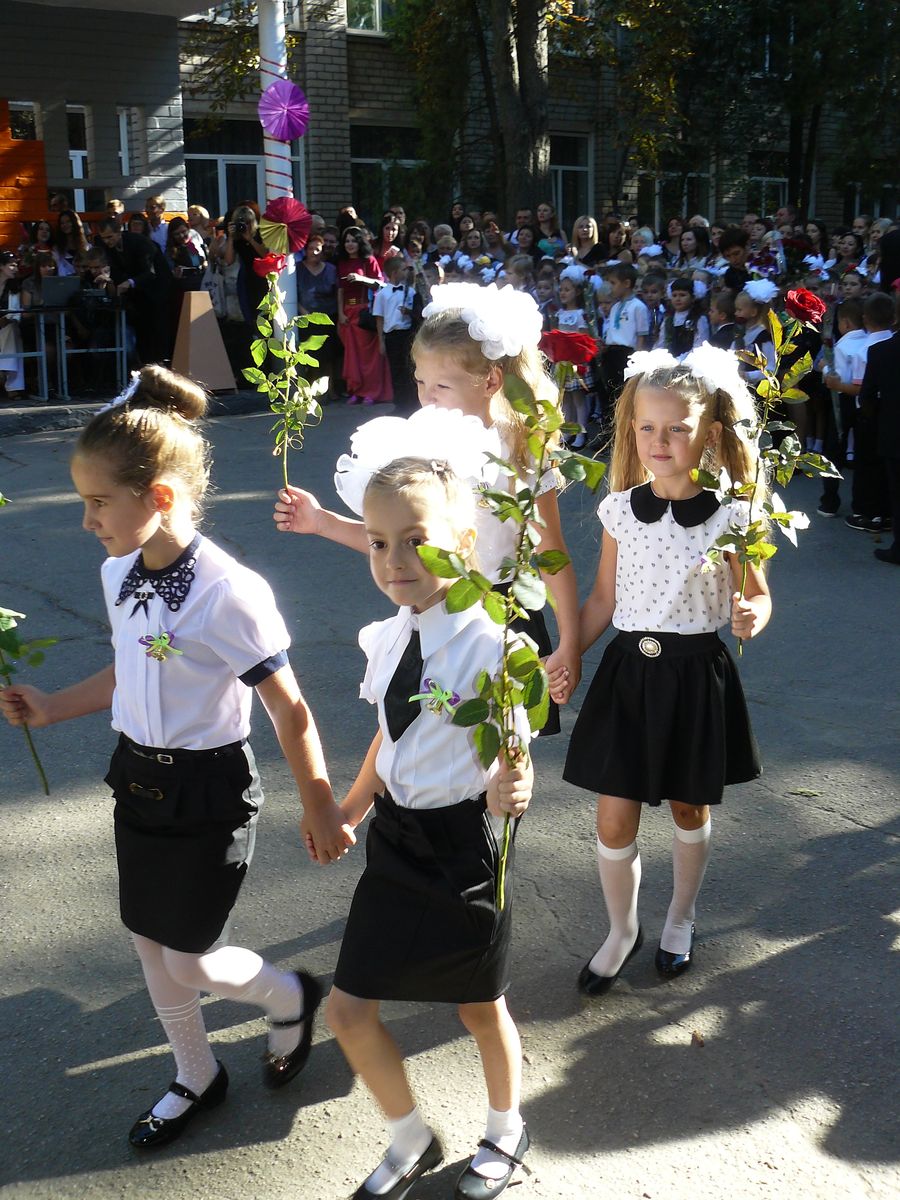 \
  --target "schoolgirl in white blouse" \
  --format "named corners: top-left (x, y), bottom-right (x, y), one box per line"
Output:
top-left (564, 348), bottom-right (771, 996)
top-left (0, 365), bottom-right (350, 1151)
